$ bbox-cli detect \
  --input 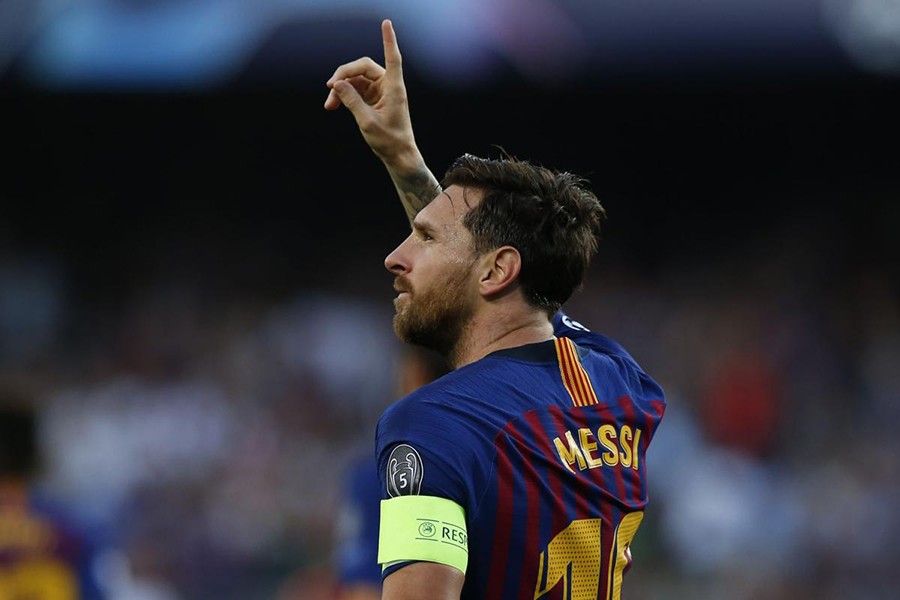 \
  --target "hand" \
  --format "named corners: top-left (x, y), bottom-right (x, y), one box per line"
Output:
top-left (325, 20), bottom-right (422, 176)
